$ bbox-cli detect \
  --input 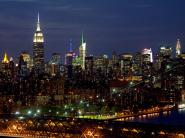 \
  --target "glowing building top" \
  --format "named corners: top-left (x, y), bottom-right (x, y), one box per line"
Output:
top-left (142, 48), bottom-right (153, 62)
top-left (2, 53), bottom-right (9, 63)
top-left (33, 13), bottom-right (44, 43)
top-left (33, 13), bottom-right (45, 73)
top-left (79, 33), bottom-right (87, 70)
top-left (176, 39), bottom-right (181, 57)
